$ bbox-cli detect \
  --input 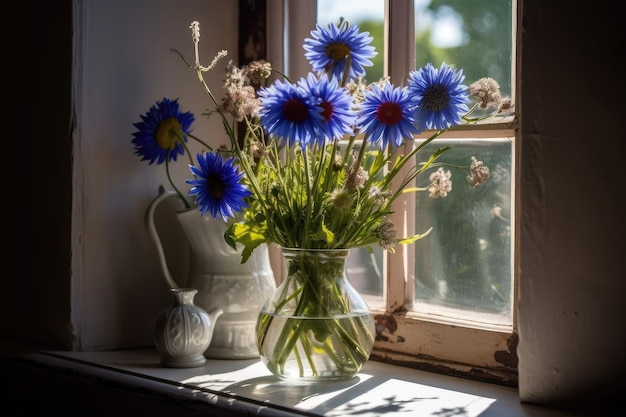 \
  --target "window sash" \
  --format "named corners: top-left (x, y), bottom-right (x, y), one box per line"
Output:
top-left (267, 0), bottom-right (519, 384)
